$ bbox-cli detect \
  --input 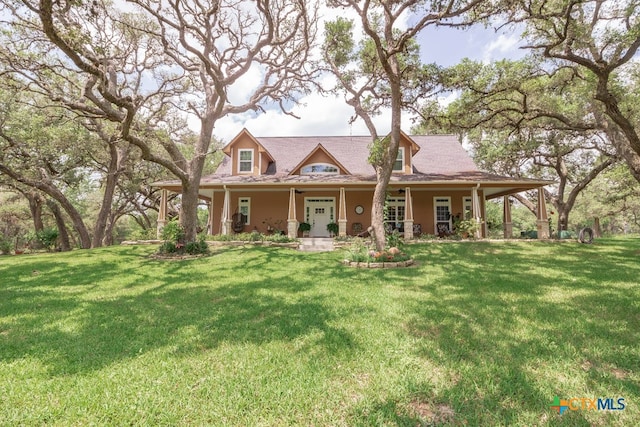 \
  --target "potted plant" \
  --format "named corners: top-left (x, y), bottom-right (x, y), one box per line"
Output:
top-left (326, 222), bottom-right (339, 237)
top-left (298, 222), bottom-right (311, 237)
top-left (456, 219), bottom-right (480, 238)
